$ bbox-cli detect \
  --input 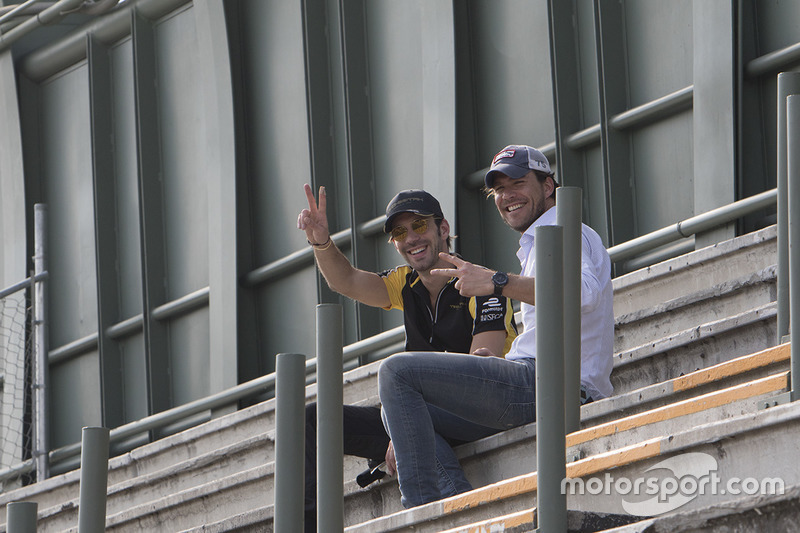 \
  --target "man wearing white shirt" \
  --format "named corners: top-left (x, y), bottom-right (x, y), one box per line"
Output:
top-left (378, 144), bottom-right (614, 508)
